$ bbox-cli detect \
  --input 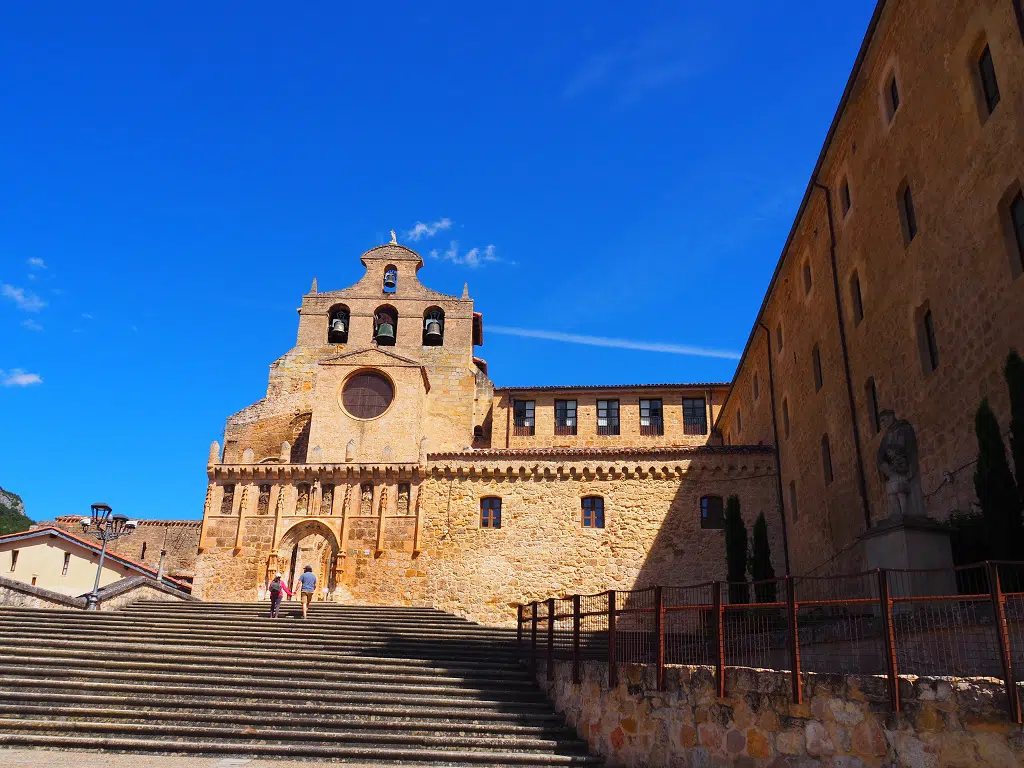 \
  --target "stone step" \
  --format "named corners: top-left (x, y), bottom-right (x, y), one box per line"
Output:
top-left (0, 665), bottom-right (548, 702)
top-left (0, 733), bottom-right (602, 765)
top-left (0, 718), bottom-right (588, 753)
top-left (0, 702), bottom-right (568, 736)
top-left (0, 677), bottom-right (554, 711)
top-left (0, 690), bottom-right (566, 725)
top-left (0, 636), bottom-right (526, 676)
top-left (0, 651), bottom-right (534, 686)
